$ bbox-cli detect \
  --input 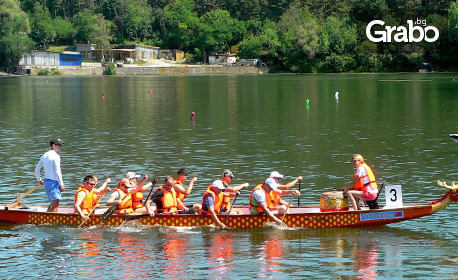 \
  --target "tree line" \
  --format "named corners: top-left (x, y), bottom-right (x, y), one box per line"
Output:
top-left (1, 0), bottom-right (457, 72)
